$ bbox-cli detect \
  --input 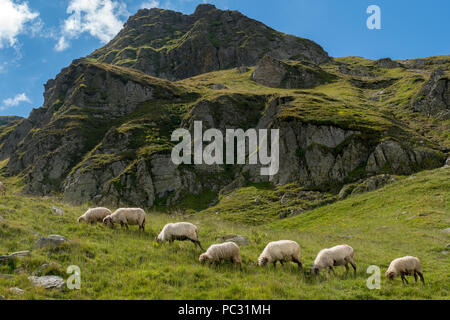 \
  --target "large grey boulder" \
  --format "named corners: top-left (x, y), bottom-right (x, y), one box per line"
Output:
top-left (35, 235), bottom-right (68, 249)
top-left (28, 276), bottom-right (66, 290)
